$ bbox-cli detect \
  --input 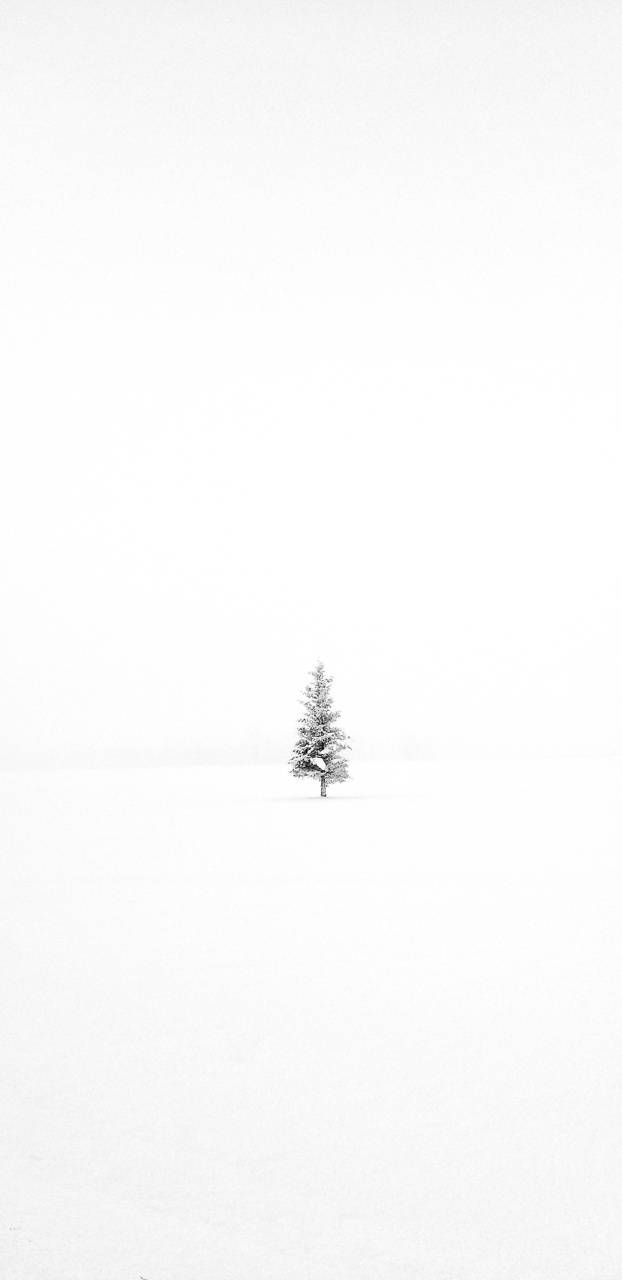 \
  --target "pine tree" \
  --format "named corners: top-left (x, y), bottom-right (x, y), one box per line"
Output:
top-left (289, 661), bottom-right (351, 796)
